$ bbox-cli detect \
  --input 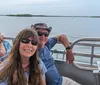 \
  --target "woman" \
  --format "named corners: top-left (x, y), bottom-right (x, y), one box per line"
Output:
top-left (0, 28), bottom-right (47, 85)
